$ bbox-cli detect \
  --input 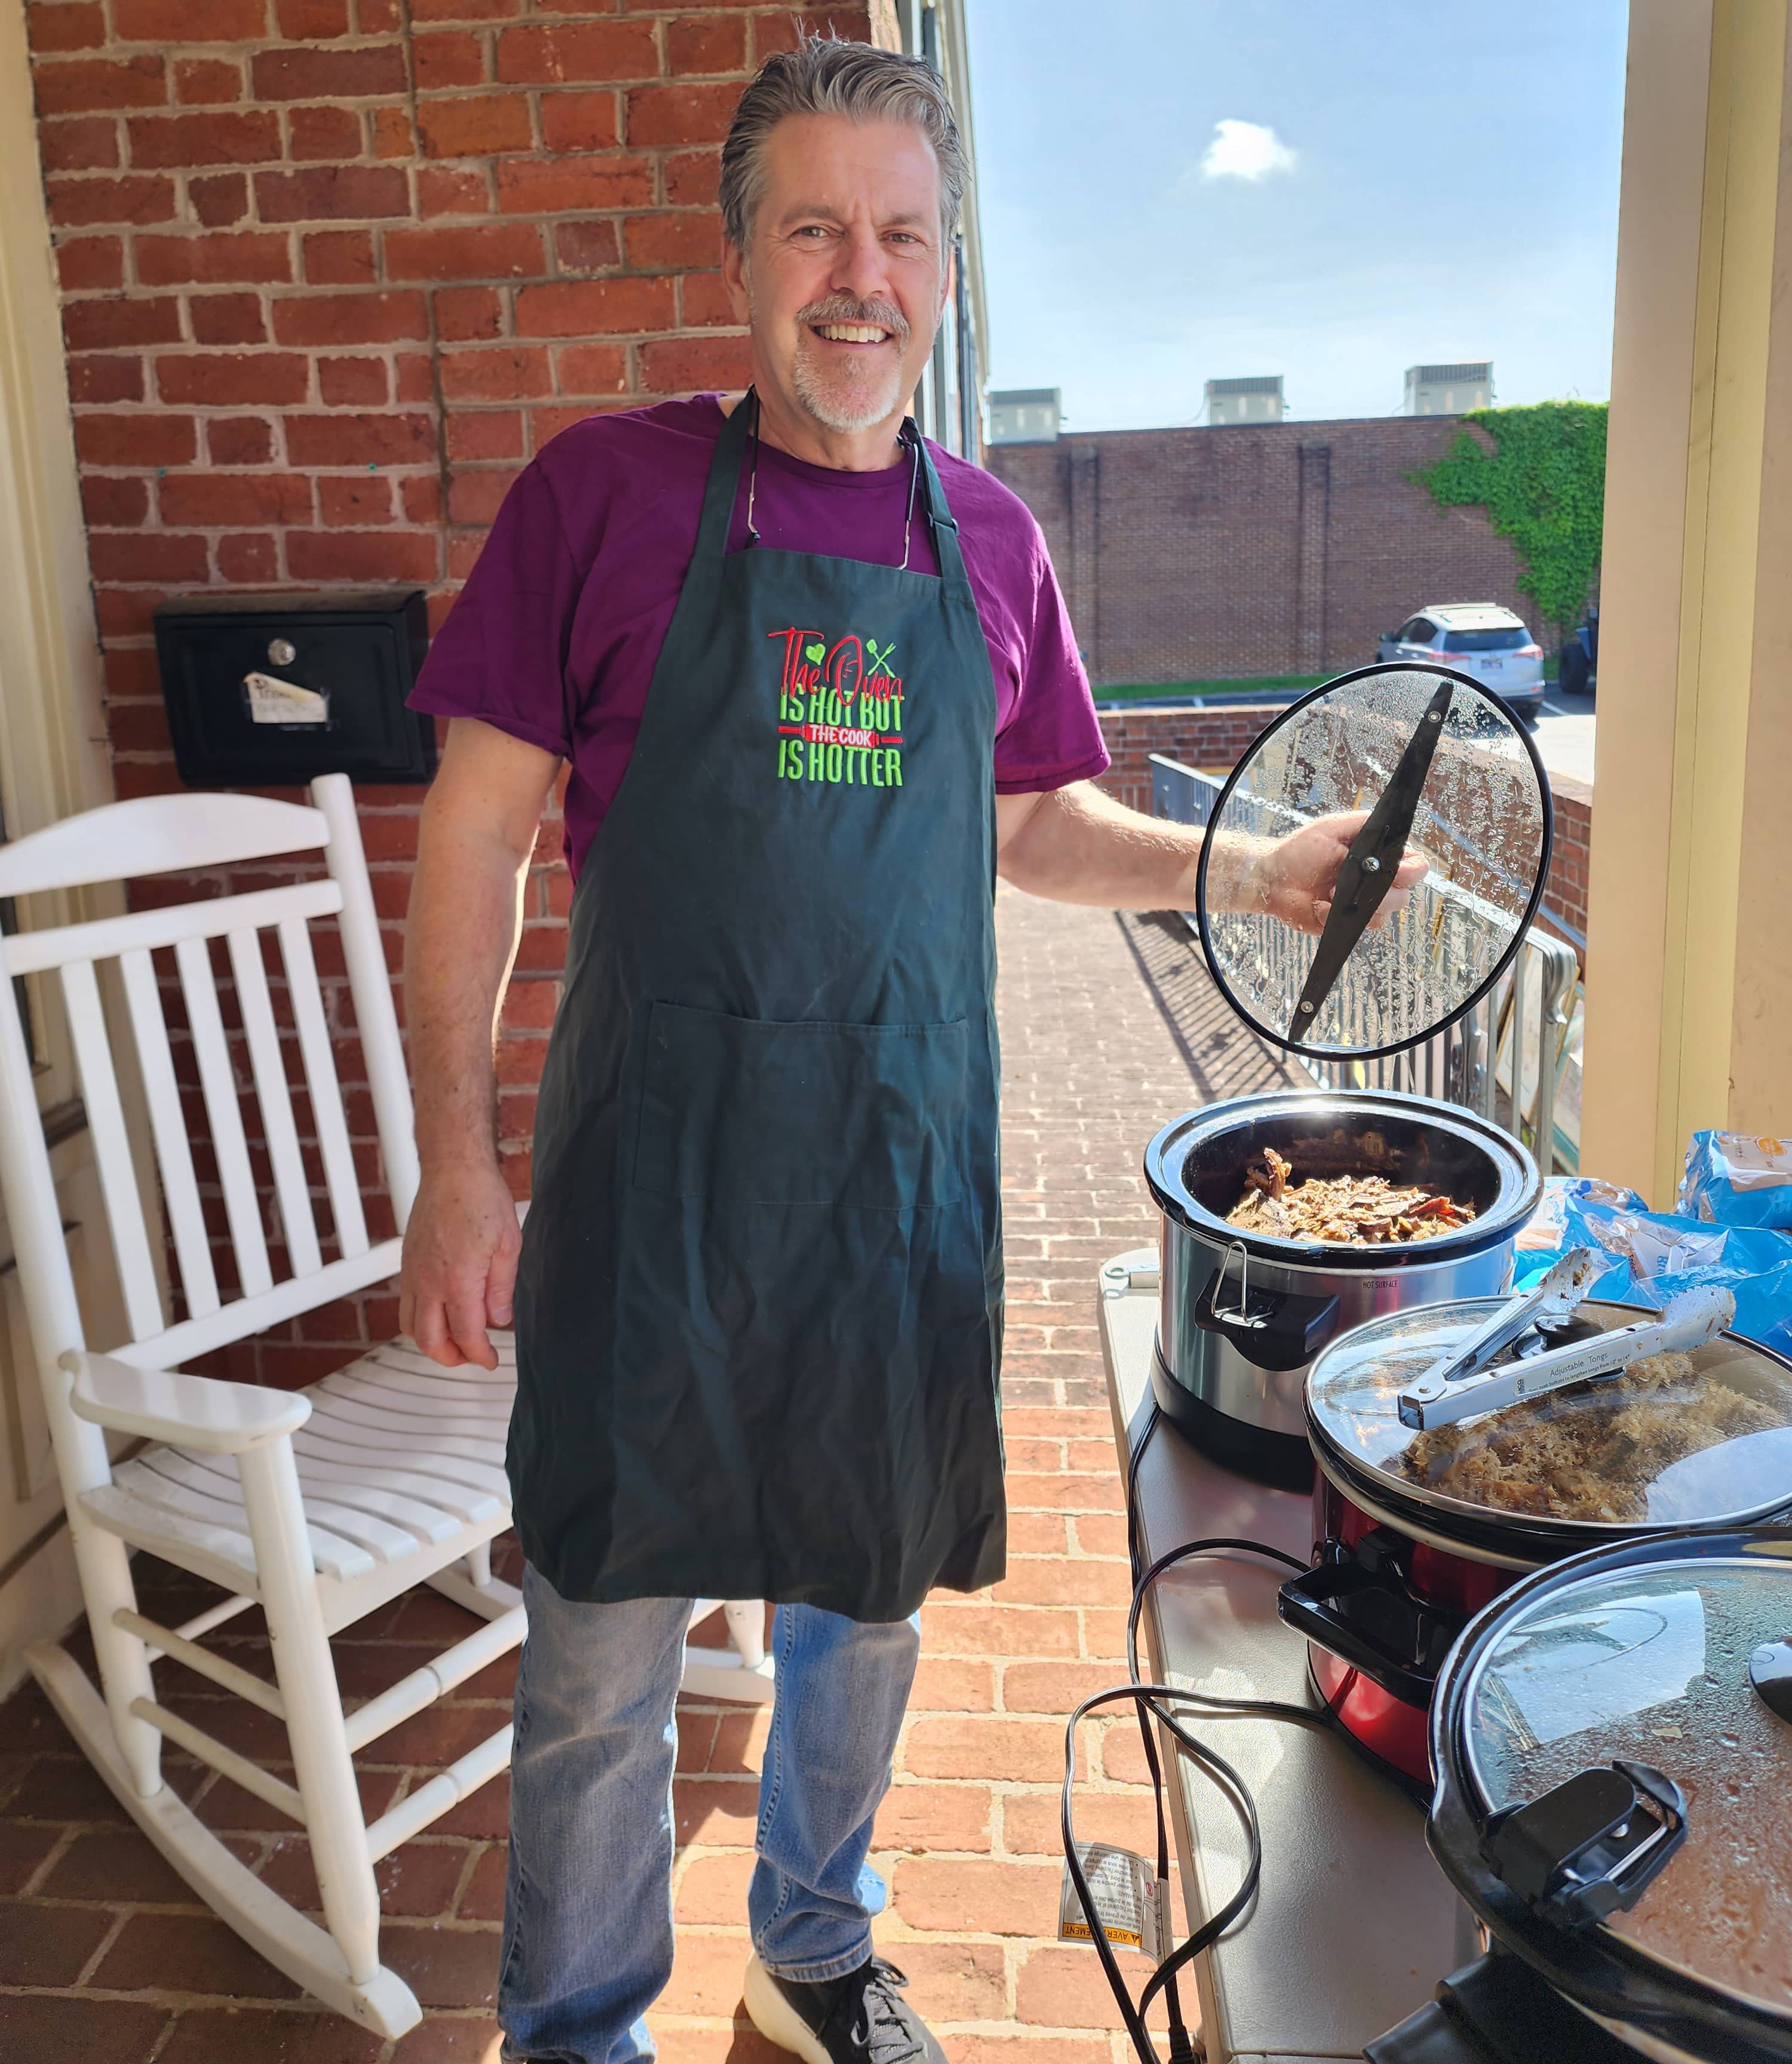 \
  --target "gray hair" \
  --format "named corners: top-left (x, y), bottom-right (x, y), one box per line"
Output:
top-left (719, 33), bottom-right (966, 252)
